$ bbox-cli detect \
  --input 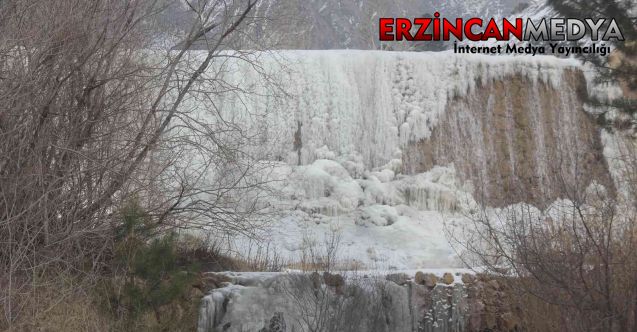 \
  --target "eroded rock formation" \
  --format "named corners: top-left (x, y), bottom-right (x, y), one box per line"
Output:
top-left (403, 70), bottom-right (613, 207)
